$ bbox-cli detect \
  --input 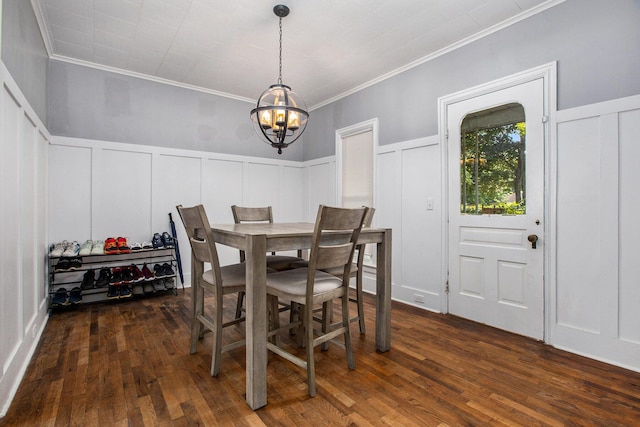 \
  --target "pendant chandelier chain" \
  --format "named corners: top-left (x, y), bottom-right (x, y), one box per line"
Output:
top-left (278, 16), bottom-right (283, 85)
